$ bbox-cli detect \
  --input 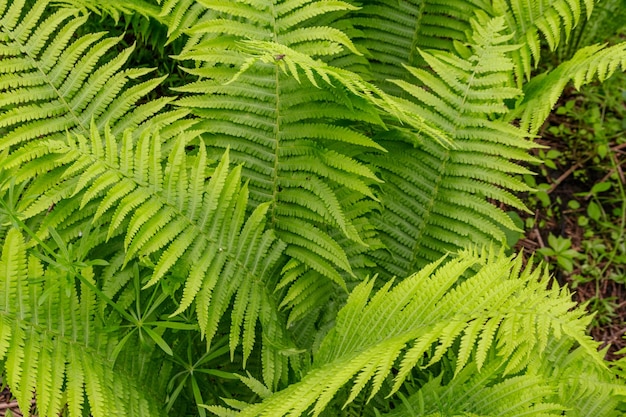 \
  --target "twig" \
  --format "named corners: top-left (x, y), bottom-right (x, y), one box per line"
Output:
top-left (547, 162), bottom-right (583, 194)
top-left (0, 402), bottom-right (19, 411)
top-left (611, 142), bottom-right (626, 152)
top-left (0, 399), bottom-right (34, 411)
top-left (613, 152), bottom-right (625, 185)
top-left (534, 228), bottom-right (546, 249)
